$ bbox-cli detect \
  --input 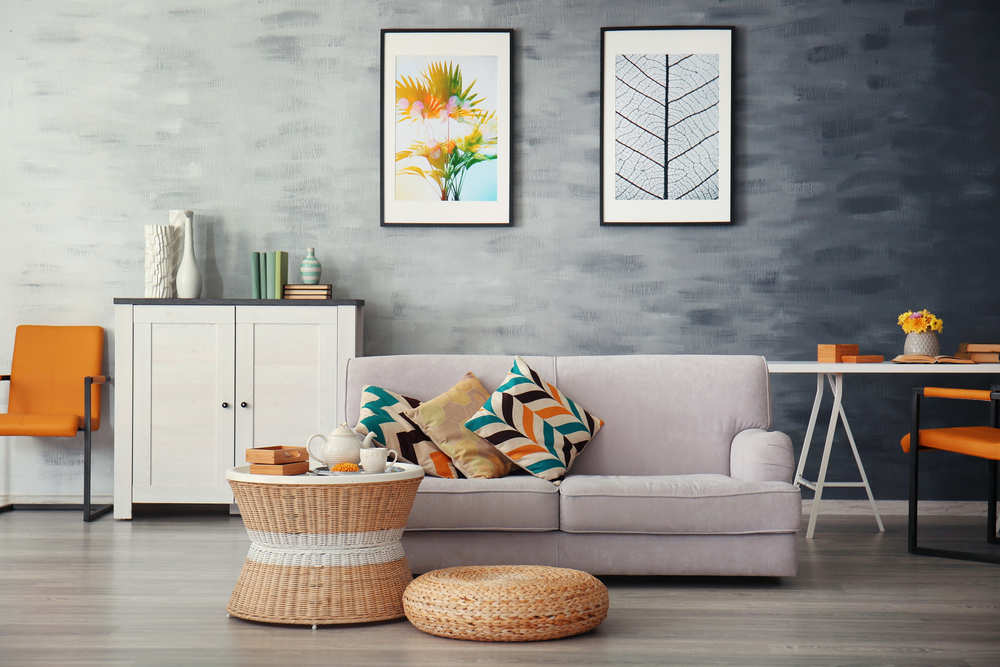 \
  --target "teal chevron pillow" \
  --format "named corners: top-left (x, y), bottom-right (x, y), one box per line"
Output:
top-left (465, 356), bottom-right (604, 482)
top-left (355, 385), bottom-right (458, 479)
